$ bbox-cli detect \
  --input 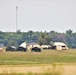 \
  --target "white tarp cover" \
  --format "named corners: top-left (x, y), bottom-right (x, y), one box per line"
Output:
top-left (53, 42), bottom-right (68, 50)
top-left (53, 42), bottom-right (66, 46)
top-left (20, 42), bottom-right (26, 48)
